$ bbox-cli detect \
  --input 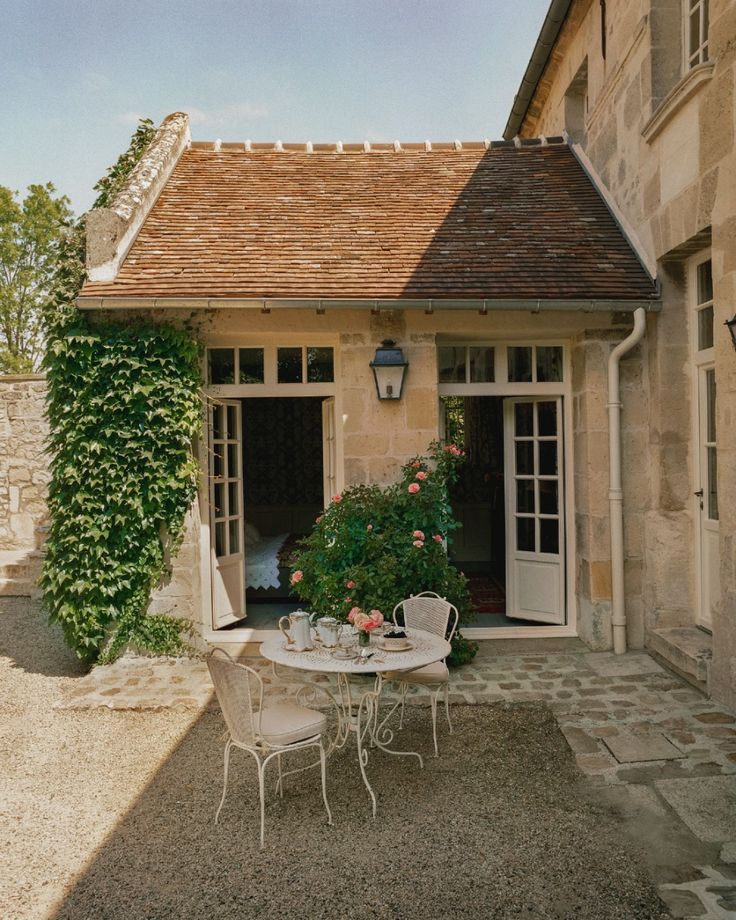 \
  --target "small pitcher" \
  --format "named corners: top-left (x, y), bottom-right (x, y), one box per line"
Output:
top-left (278, 610), bottom-right (313, 651)
top-left (311, 614), bottom-right (341, 648)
